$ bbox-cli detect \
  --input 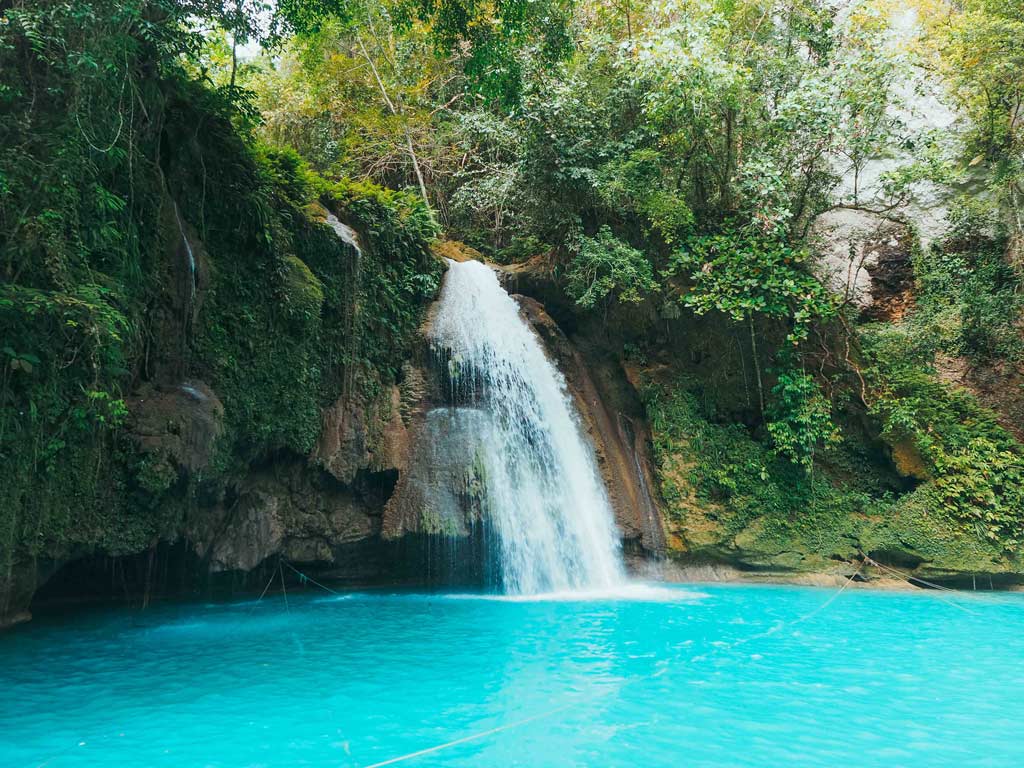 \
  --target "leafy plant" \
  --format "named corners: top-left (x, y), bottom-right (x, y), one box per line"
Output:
top-left (766, 366), bottom-right (840, 470)
top-left (566, 226), bottom-right (657, 309)
top-left (862, 325), bottom-right (1024, 548)
top-left (670, 227), bottom-right (837, 344)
